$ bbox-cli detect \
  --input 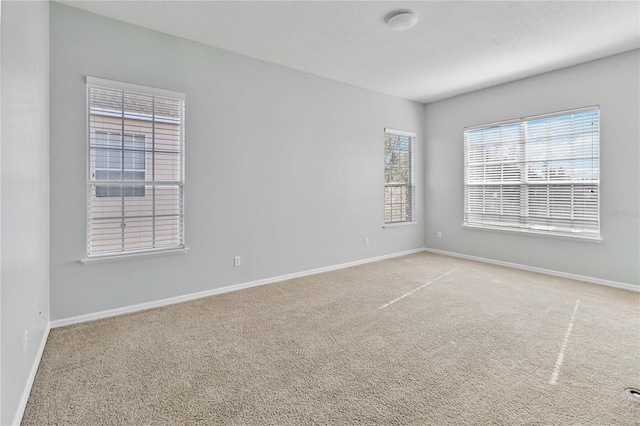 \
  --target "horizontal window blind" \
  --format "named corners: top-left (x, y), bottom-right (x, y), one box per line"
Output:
top-left (385, 128), bottom-right (415, 224)
top-left (87, 77), bottom-right (185, 257)
top-left (464, 107), bottom-right (600, 240)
